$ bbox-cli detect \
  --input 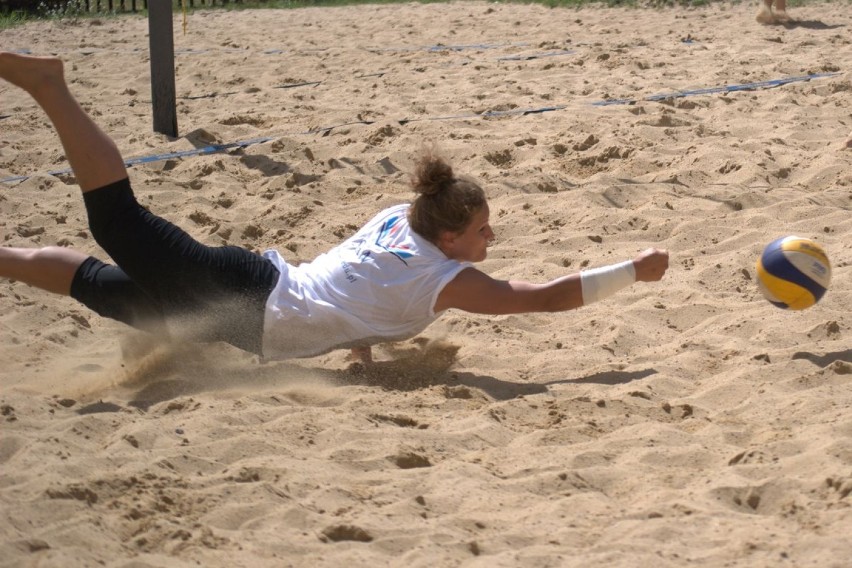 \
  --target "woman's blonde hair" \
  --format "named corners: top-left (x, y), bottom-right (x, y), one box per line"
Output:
top-left (408, 149), bottom-right (486, 244)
